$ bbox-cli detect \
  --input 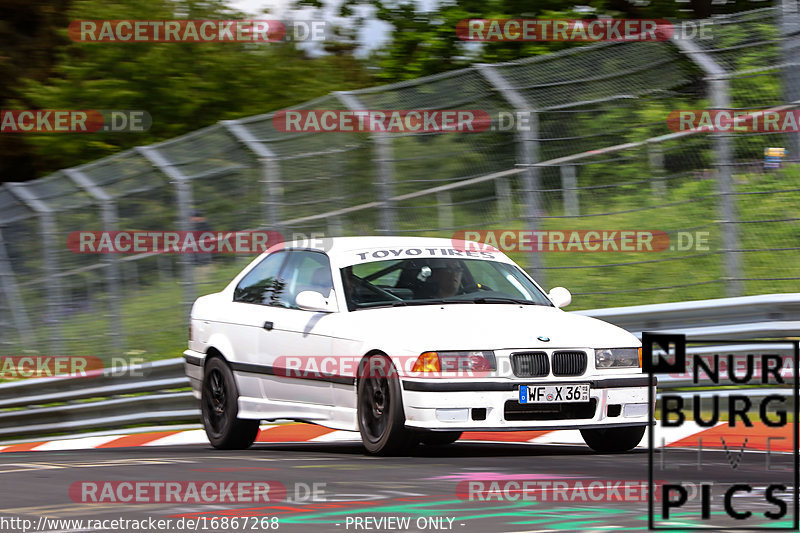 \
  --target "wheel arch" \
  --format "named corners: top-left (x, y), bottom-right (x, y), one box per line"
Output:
top-left (204, 346), bottom-right (227, 366)
top-left (203, 332), bottom-right (236, 366)
top-left (355, 349), bottom-right (388, 388)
